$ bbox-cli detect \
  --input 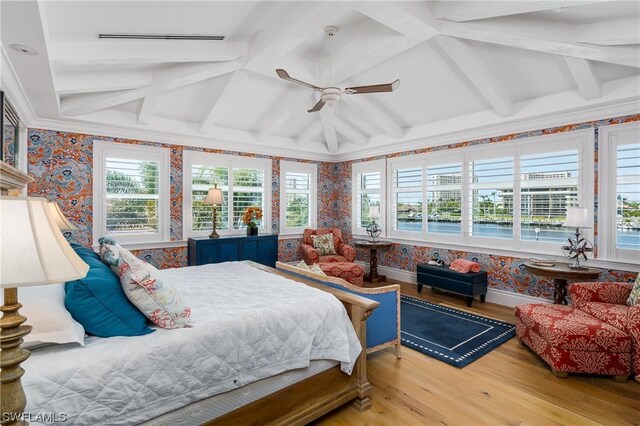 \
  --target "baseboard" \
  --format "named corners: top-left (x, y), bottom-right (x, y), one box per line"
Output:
top-left (356, 261), bottom-right (550, 308)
